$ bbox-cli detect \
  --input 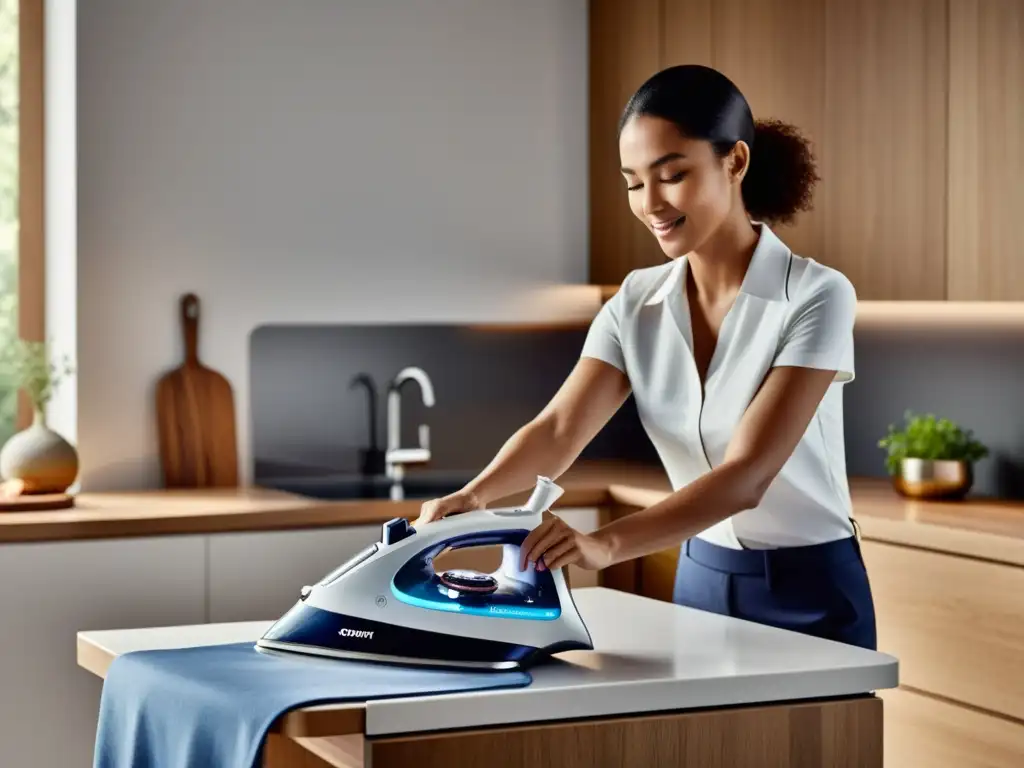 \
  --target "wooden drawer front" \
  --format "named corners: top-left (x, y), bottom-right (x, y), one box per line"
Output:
top-left (879, 687), bottom-right (1024, 768)
top-left (861, 540), bottom-right (1024, 719)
